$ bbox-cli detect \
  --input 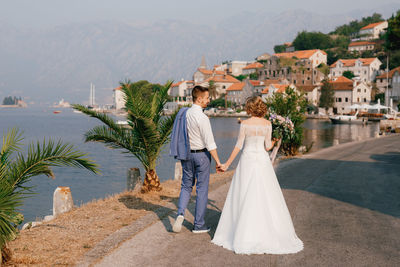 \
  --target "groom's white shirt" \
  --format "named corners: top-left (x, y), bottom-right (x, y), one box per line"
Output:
top-left (186, 104), bottom-right (217, 151)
